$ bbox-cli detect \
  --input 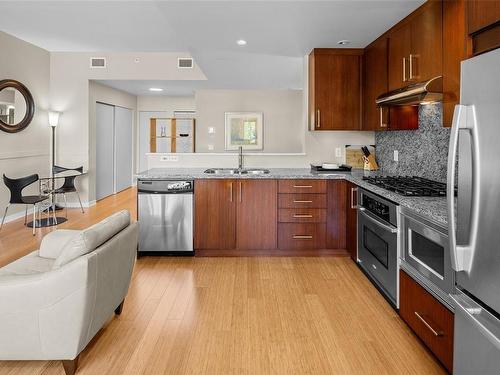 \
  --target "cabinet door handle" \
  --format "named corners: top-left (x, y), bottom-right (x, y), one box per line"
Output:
top-left (409, 54), bottom-right (417, 80)
top-left (316, 109), bottom-right (321, 128)
top-left (229, 182), bottom-right (233, 202)
top-left (239, 181), bottom-right (242, 203)
top-left (414, 312), bottom-right (444, 337)
top-left (379, 107), bottom-right (387, 128)
top-left (293, 185), bottom-right (313, 188)
top-left (293, 214), bottom-right (313, 218)
top-left (351, 187), bottom-right (358, 209)
top-left (293, 200), bottom-right (313, 203)
top-left (293, 235), bottom-right (313, 239)
top-left (402, 57), bottom-right (408, 82)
